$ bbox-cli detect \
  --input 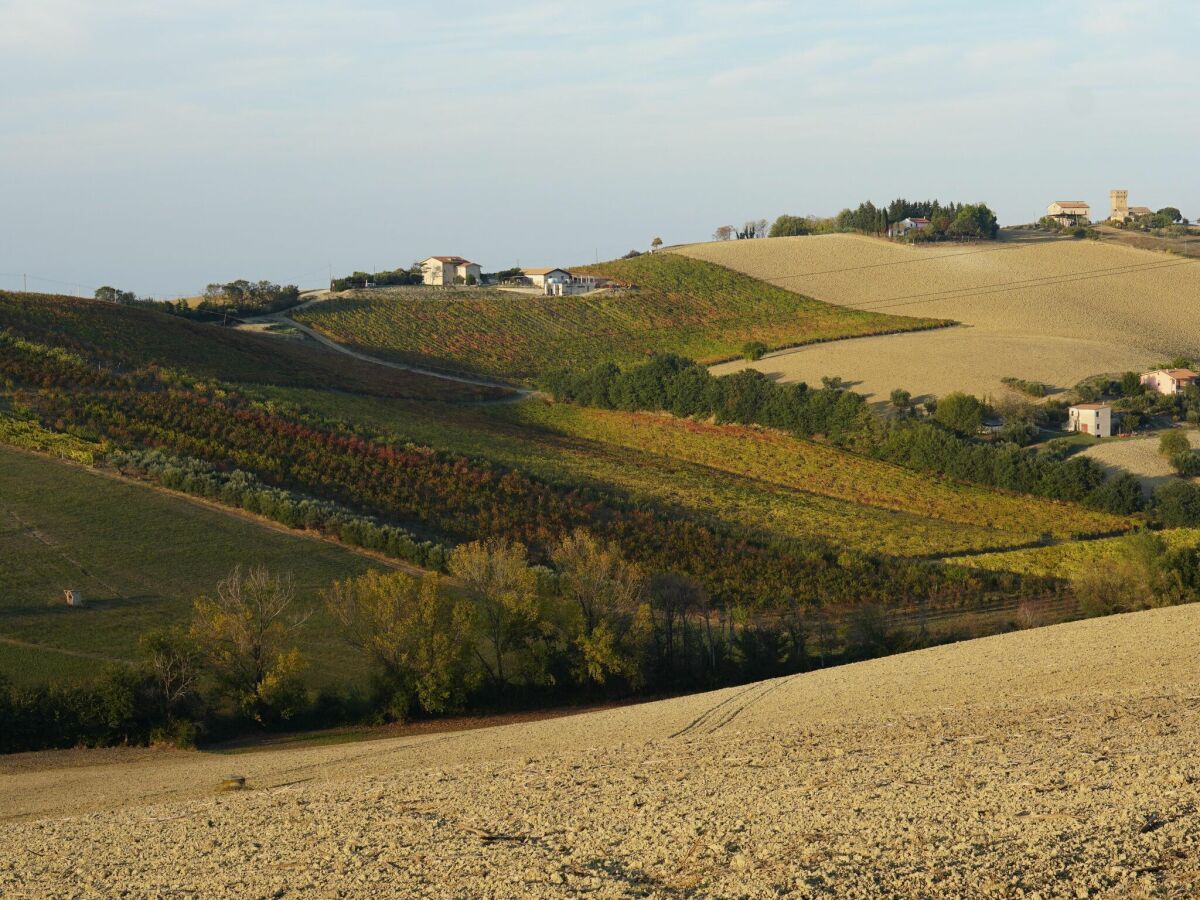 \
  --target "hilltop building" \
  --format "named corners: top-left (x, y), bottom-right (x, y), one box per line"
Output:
top-left (420, 256), bottom-right (482, 285)
top-left (1110, 190), bottom-right (1129, 222)
top-left (1046, 201), bottom-right (1090, 227)
top-left (519, 267), bottom-right (572, 290)
top-left (890, 217), bottom-right (930, 238)
top-left (514, 268), bottom-right (613, 296)
top-left (1108, 190), bottom-right (1153, 224)
top-left (1140, 368), bottom-right (1198, 396)
top-left (1067, 403), bottom-right (1113, 438)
